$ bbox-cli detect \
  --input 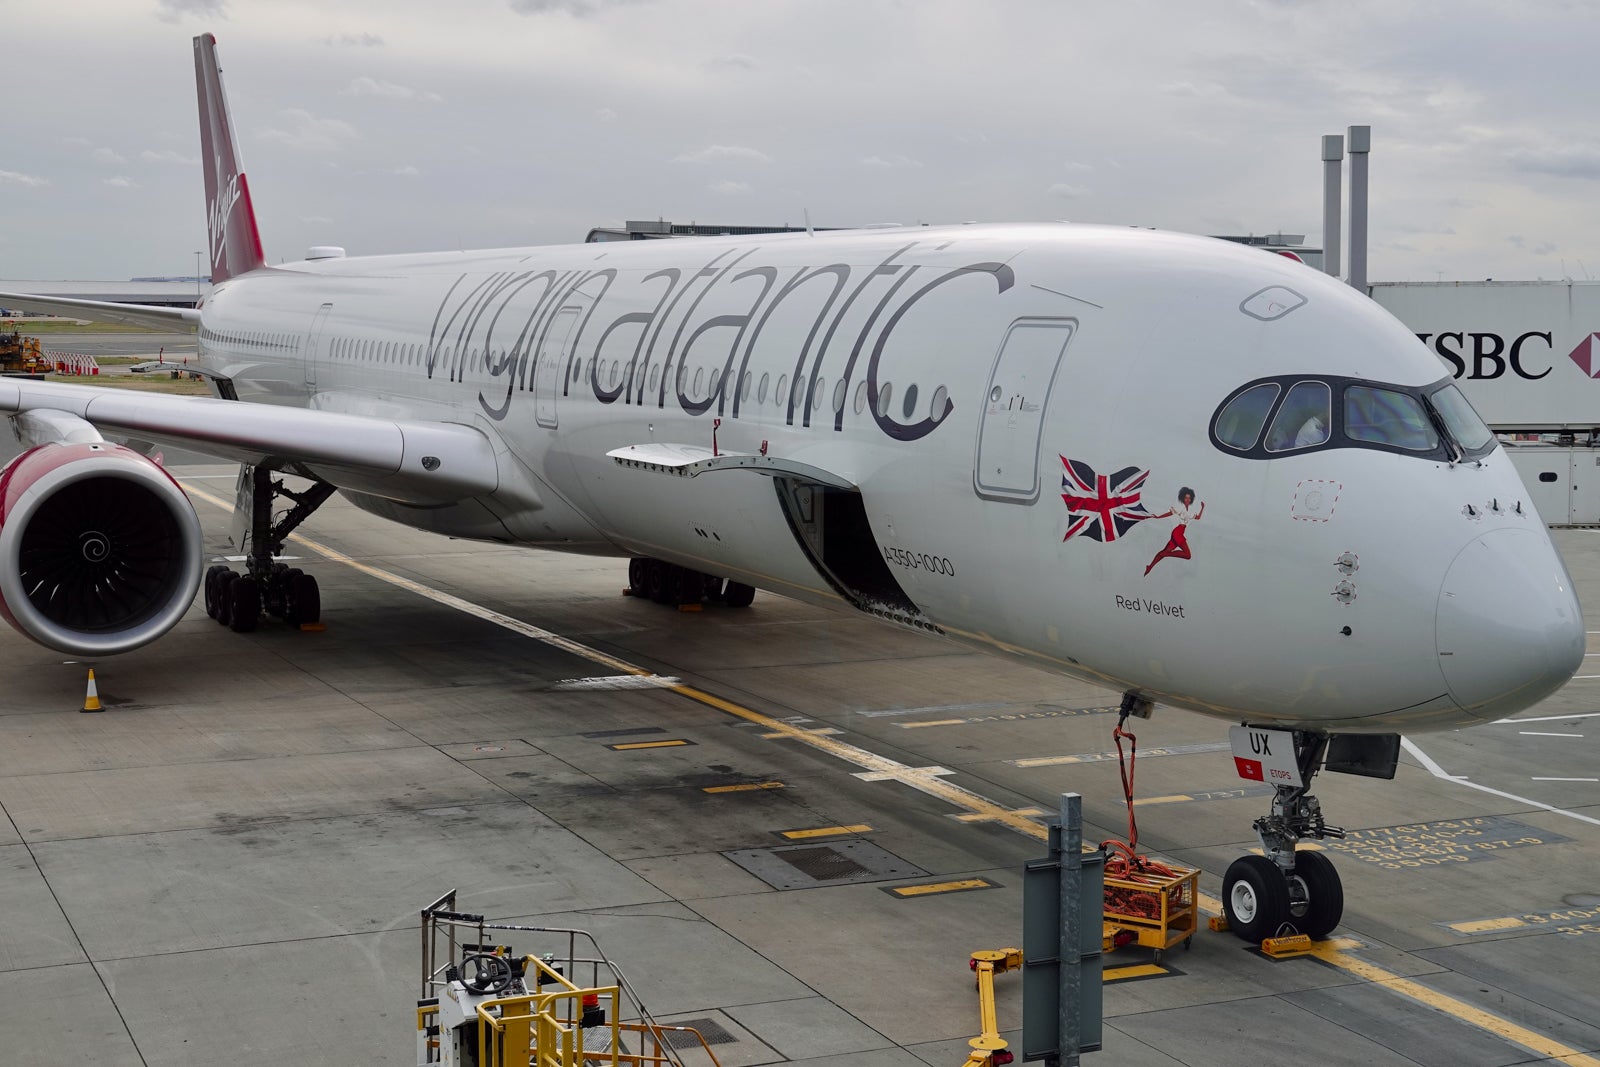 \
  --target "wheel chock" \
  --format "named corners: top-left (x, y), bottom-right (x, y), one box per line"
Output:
top-left (1261, 933), bottom-right (1313, 958)
top-left (677, 602), bottom-right (703, 612)
top-left (298, 622), bottom-right (327, 632)
top-left (1207, 916), bottom-right (1229, 932)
